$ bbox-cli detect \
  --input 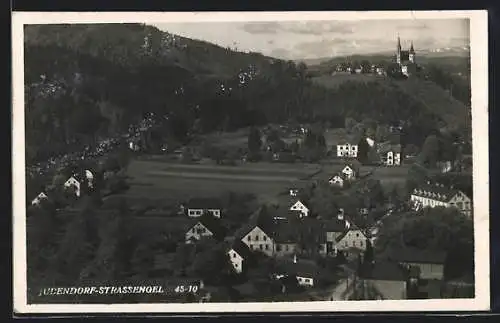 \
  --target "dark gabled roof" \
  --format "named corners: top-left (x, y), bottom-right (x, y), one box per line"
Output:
top-left (230, 240), bottom-right (253, 260)
top-left (187, 197), bottom-right (223, 209)
top-left (322, 219), bottom-right (348, 233)
top-left (411, 181), bottom-right (466, 202)
top-left (235, 206), bottom-right (277, 239)
top-left (277, 259), bottom-right (322, 278)
top-left (196, 213), bottom-right (226, 239)
top-left (383, 246), bottom-right (447, 264)
top-left (358, 261), bottom-right (408, 281)
top-left (344, 160), bottom-right (361, 174)
top-left (273, 222), bottom-right (297, 243)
